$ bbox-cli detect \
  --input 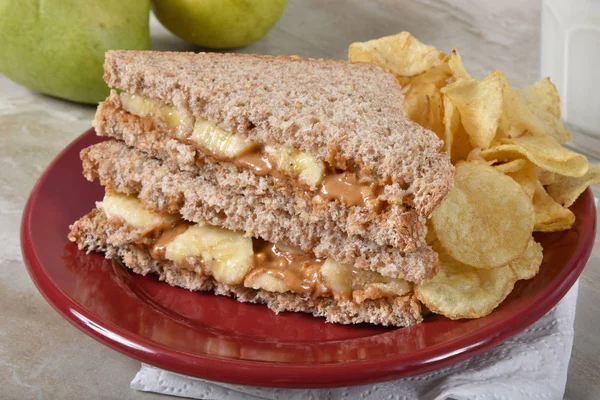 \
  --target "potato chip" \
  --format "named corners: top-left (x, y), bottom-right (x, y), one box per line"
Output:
top-left (507, 161), bottom-right (538, 200)
top-left (409, 62), bottom-right (452, 87)
top-left (533, 180), bottom-right (575, 232)
top-left (504, 135), bottom-right (579, 162)
top-left (442, 94), bottom-right (459, 153)
top-left (348, 32), bottom-right (446, 77)
top-left (409, 49), bottom-right (466, 88)
top-left (496, 73), bottom-right (572, 143)
top-left (547, 163), bottom-right (600, 207)
top-left (517, 78), bottom-right (573, 143)
top-left (538, 169), bottom-right (556, 186)
top-left (480, 135), bottom-right (589, 177)
top-left (415, 245), bottom-right (517, 319)
top-left (448, 48), bottom-right (470, 80)
top-left (431, 162), bottom-right (534, 268)
top-left (493, 159), bottom-right (527, 174)
top-left (466, 147), bottom-right (485, 162)
top-left (531, 109), bottom-right (573, 144)
top-left (441, 74), bottom-right (503, 149)
top-left (518, 77), bottom-right (561, 118)
top-left (451, 125), bottom-right (475, 163)
top-left (508, 238), bottom-right (543, 280)
top-left (396, 77), bottom-right (413, 88)
top-left (494, 71), bottom-right (544, 139)
top-left (425, 219), bottom-right (437, 245)
top-left (403, 83), bottom-right (444, 138)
